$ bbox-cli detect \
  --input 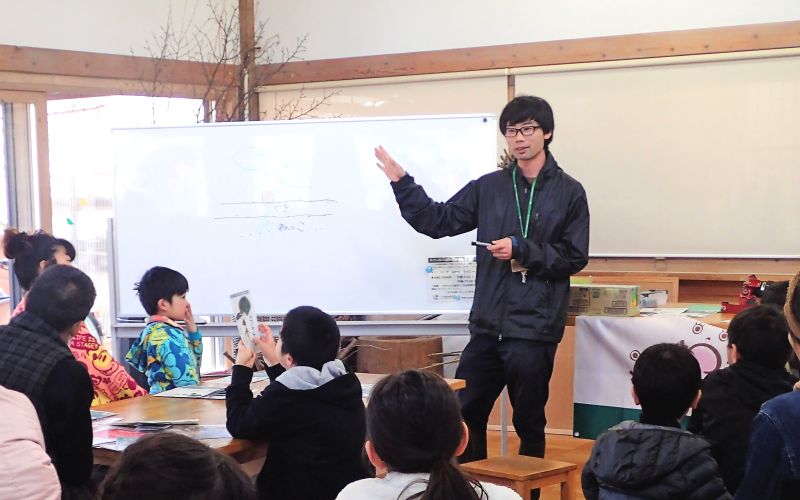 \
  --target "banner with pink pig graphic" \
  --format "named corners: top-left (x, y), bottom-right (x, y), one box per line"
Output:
top-left (573, 314), bottom-right (728, 439)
